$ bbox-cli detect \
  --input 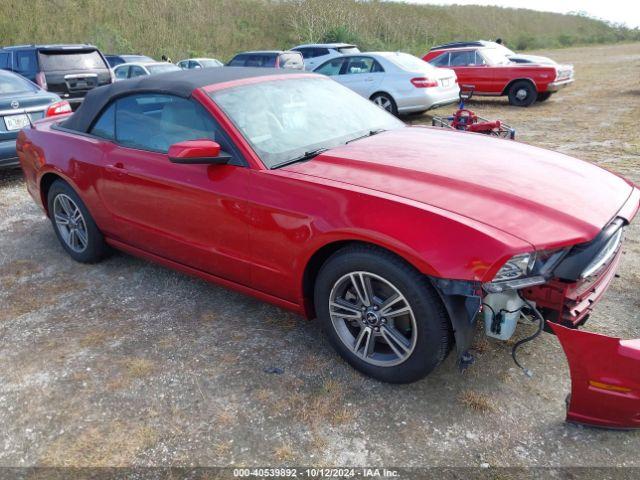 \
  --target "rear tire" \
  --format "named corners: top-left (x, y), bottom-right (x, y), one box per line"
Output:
top-left (370, 93), bottom-right (398, 116)
top-left (537, 91), bottom-right (552, 102)
top-left (314, 244), bottom-right (452, 383)
top-left (47, 180), bottom-right (109, 263)
top-left (508, 80), bottom-right (537, 107)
